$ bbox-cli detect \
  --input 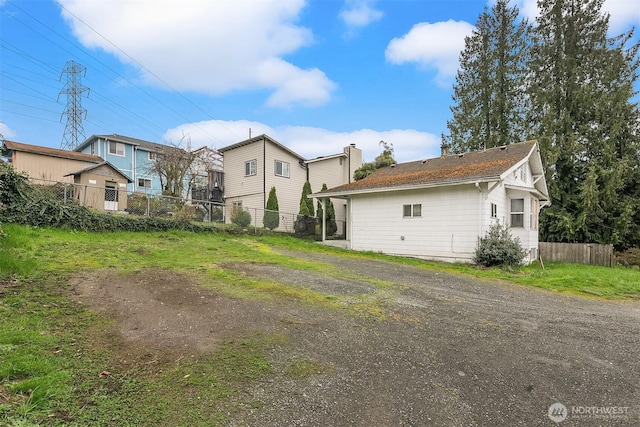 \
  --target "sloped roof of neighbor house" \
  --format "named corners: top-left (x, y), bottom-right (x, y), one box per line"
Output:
top-left (2, 140), bottom-right (104, 163)
top-left (218, 134), bottom-right (305, 161)
top-left (75, 134), bottom-right (170, 153)
top-left (64, 162), bottom-right (132, 182)
top-left (314, 140), bottom-right (547, 197)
